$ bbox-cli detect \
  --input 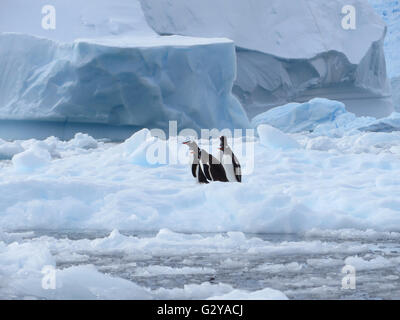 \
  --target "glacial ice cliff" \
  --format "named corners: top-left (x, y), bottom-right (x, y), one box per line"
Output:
top-left (140, 0), bottom-right (394, 118)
